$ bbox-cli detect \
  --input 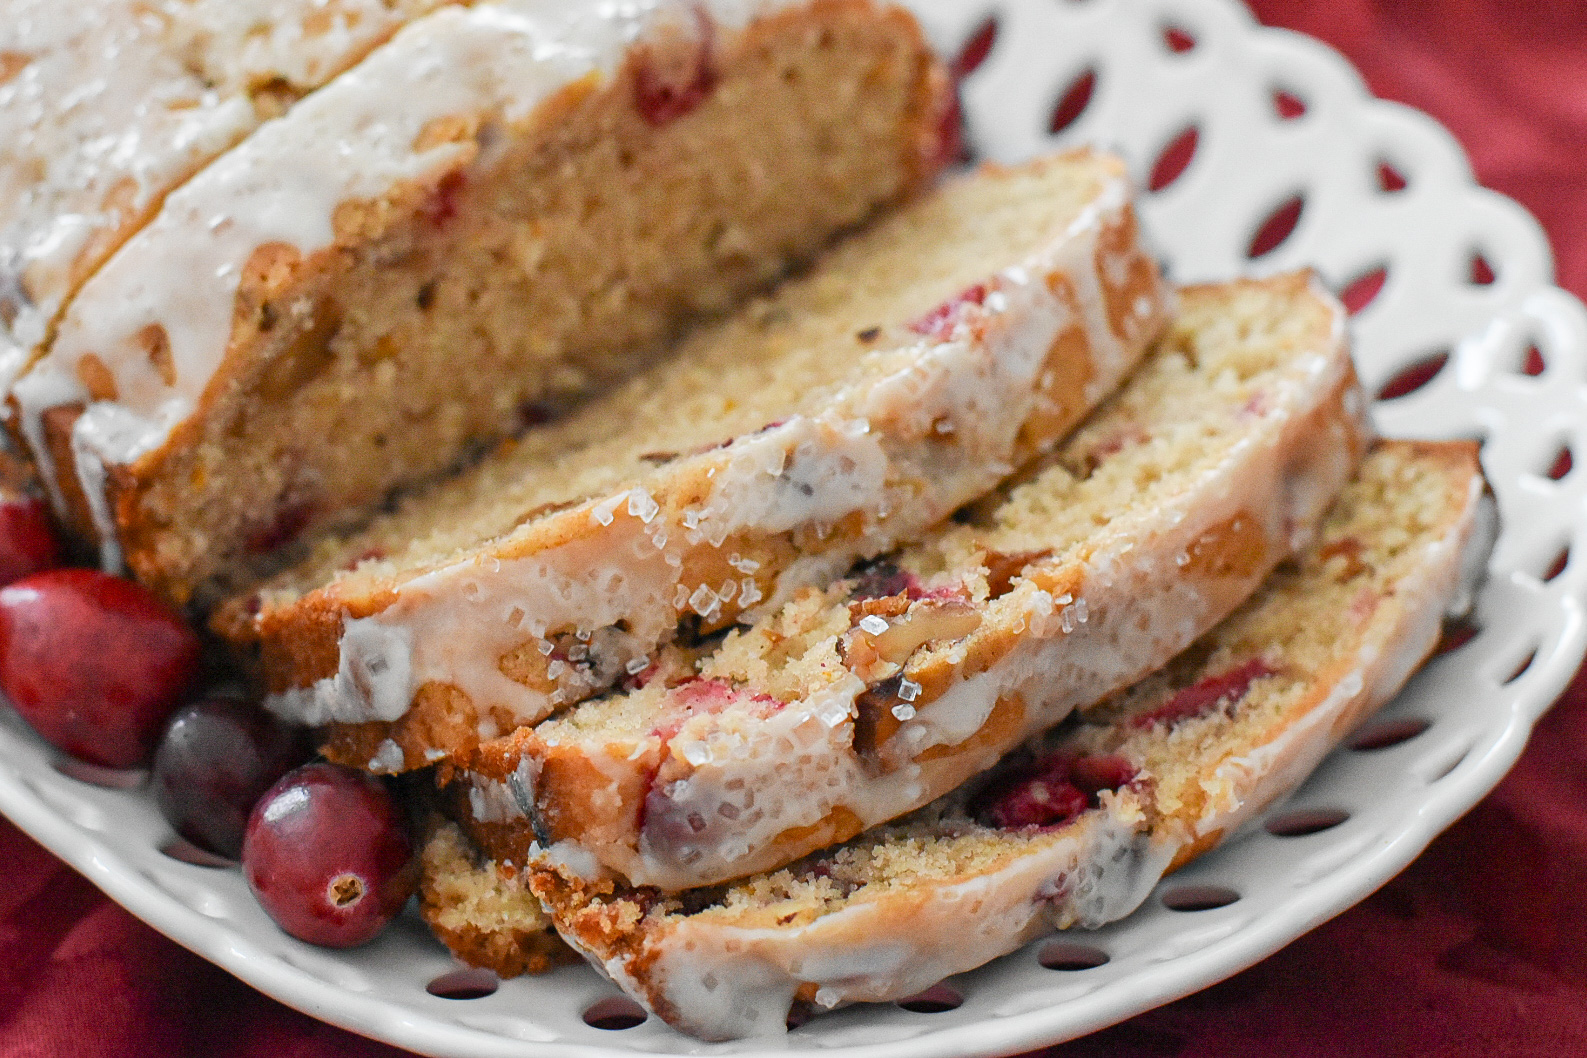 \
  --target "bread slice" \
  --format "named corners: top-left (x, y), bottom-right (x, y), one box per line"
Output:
top-left (418, 817), bottom-right (573, 977)
top-left (514, 439), bottom-right (1494, 1039)
top-left (0, 0), bottom-right (458, 393)
top-left (10, 0), bottom-right (953, 607)
top-left (214, 149), bottom-right (1168, 773)
top-left (451, 272), bottom-right (1366, 890)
